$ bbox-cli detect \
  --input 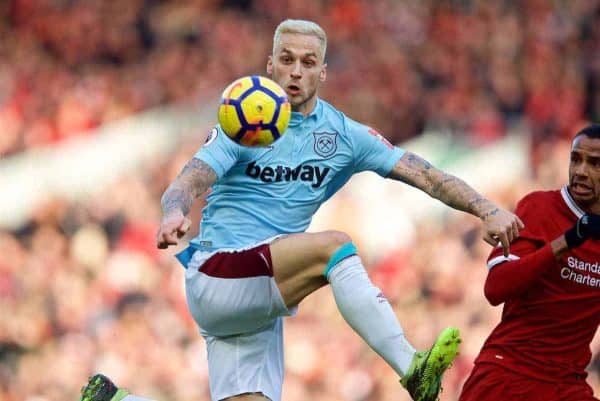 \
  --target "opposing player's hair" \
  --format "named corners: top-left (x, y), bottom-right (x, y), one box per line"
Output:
top-left (273, 19), bottom-right (327, 61)
top-left (575, 124), bottom-right (600, 140)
